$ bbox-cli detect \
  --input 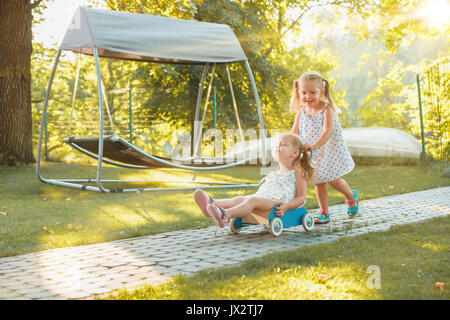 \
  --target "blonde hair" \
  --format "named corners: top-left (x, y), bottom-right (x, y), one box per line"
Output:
top-left (289, 71), bottom-right (341, 113)
top-left (279, 133), bottom-right (315, 184)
